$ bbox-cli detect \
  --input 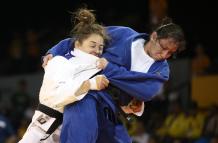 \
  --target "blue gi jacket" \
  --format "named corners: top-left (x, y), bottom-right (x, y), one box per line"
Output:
top-left (48, 26), bottom-right (169, 111)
